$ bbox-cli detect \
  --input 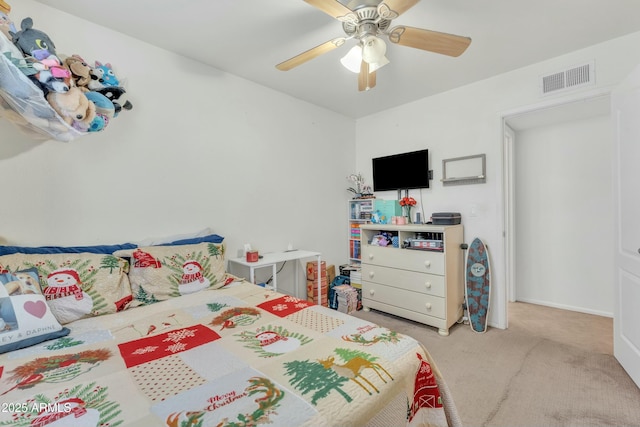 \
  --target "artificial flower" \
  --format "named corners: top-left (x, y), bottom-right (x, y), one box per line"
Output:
top-left (399, 196), bottom-right (417, 207)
